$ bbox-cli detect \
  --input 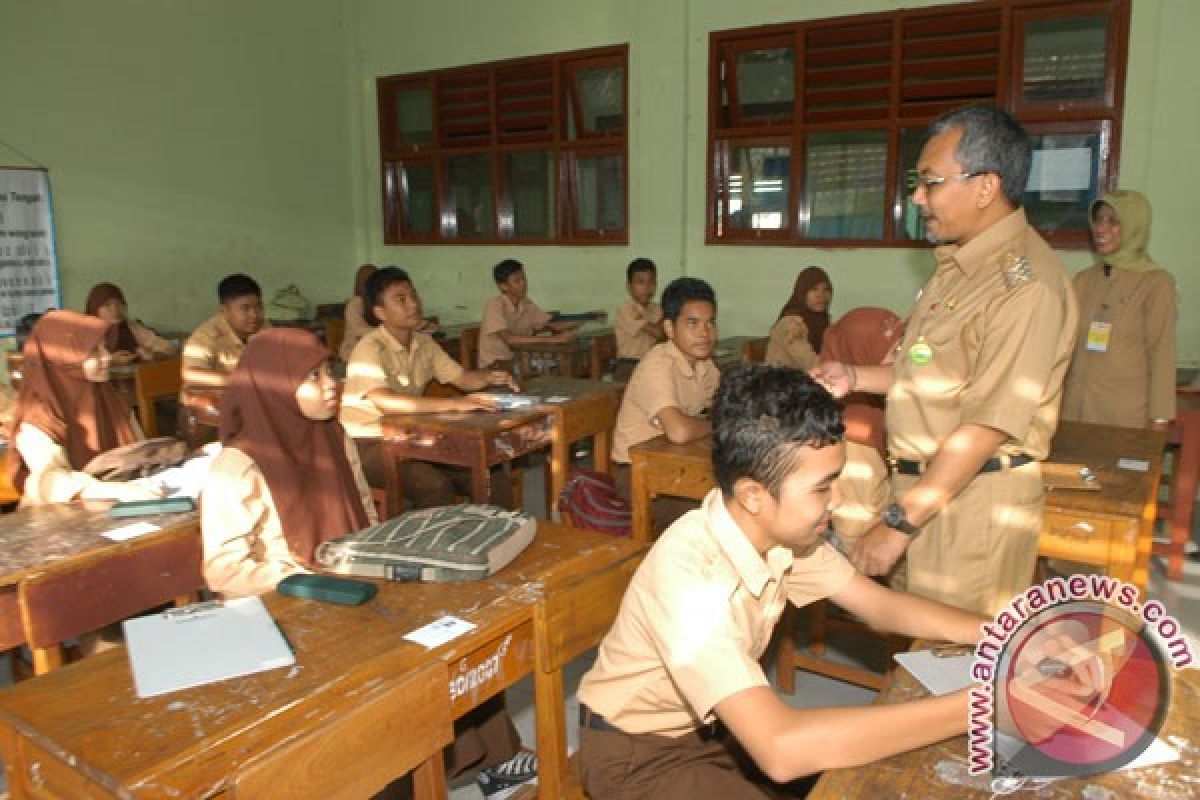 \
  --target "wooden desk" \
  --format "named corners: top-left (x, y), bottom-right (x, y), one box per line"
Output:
top-left (0, 524), bottom-right (641, 799)
top-left (180, 386), bottom-right (223, 447)
top-left (713, 336), bottom-right (761, 370)
top-left (808, 643), bottom-right (1200, 799)
top-left (524, 377), bottom-right (624, 517)
top-left (381, 407), bottom-right (552, 506)
top-left (0, 503), bottom-right (201, 649)
top-left (629, 435), bottom-right (714, 543)
top-left (434, 322), bottom-right (481, 371)
top-left (510, 325), bottom-right (614, 381)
